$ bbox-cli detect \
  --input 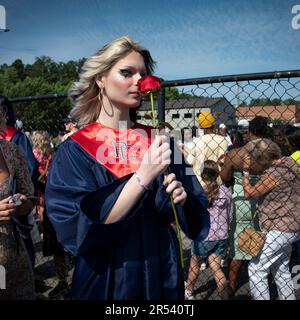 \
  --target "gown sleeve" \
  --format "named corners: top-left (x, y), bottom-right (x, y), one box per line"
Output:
top-left (45, 139), bottom-right (148, 256)
top-left (154, 139), bottom-right (210, 241)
